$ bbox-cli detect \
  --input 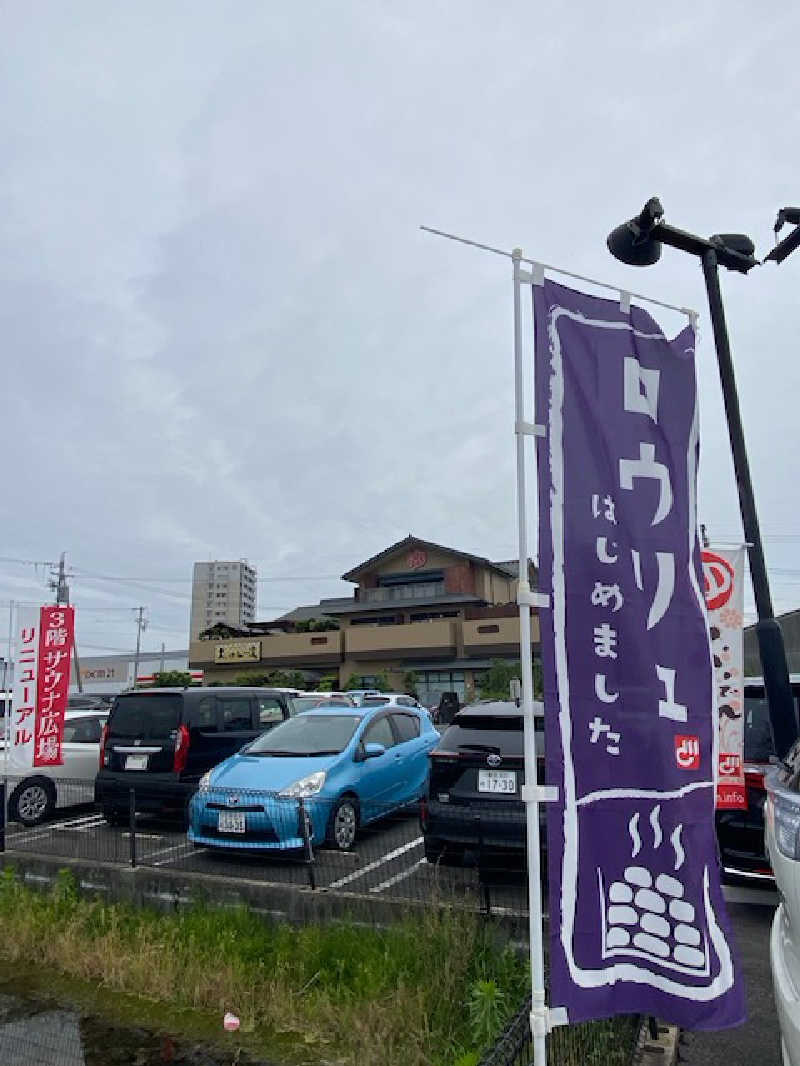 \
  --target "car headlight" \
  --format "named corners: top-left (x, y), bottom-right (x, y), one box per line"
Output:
top-left (279, 771), bottom-right (326, 798)
top-left (198, 771), bottom-right (213, 792)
